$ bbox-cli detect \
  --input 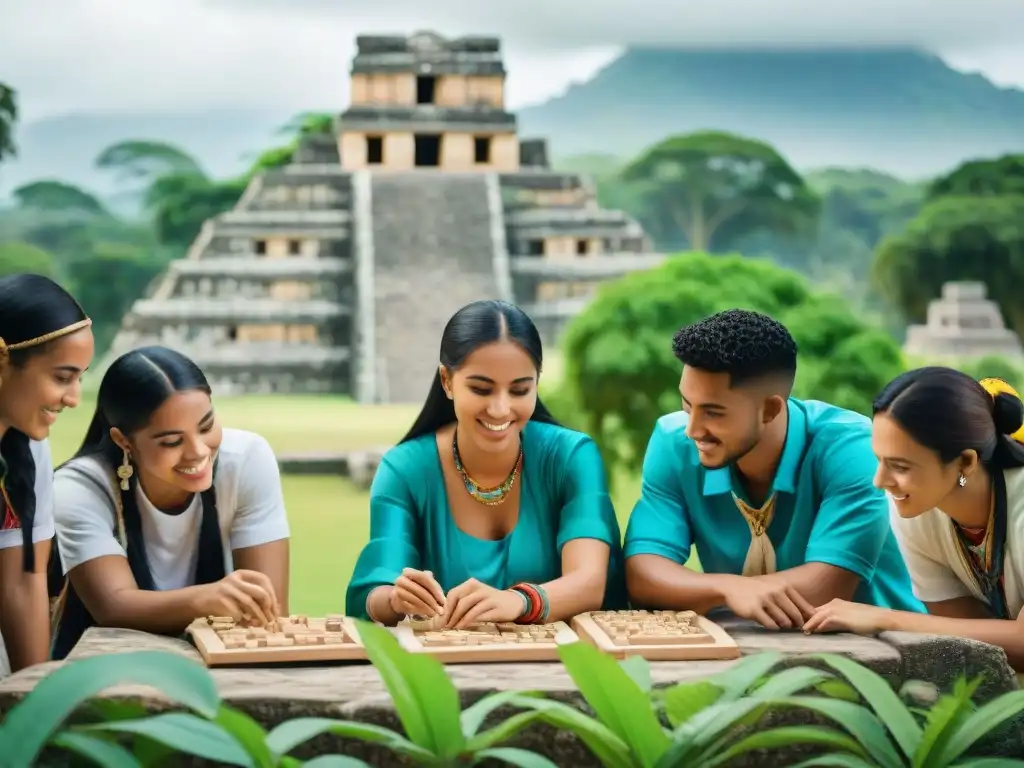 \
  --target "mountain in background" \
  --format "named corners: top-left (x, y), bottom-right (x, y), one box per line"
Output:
top-left (2, 47), bottom-right (1023, 202)
top-left (519, 47), bottom-right (1024, 178)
